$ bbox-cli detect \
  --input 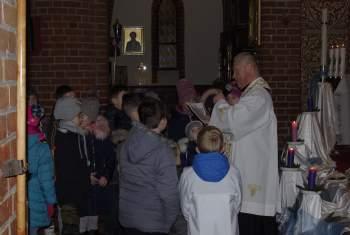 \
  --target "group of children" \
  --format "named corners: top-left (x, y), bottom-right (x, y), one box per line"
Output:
top-left (27, 78), bottom-right (243, 235)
